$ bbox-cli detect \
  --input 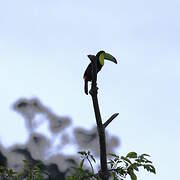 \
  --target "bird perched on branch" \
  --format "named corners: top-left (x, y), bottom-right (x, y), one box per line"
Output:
top-left (83, 50), bottom-right (117, 95)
